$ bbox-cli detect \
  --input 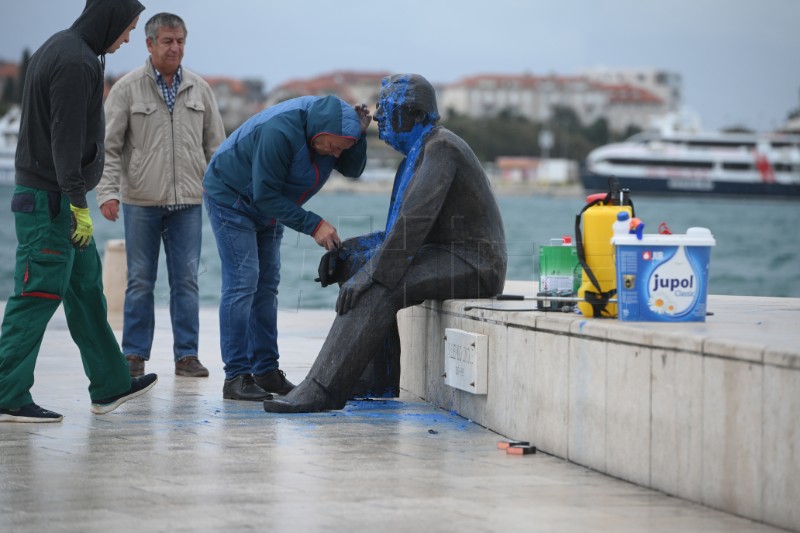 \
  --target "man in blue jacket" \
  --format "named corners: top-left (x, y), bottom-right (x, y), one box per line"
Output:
top-left (0, 0), bottom-right (159, 424)
top-left (203, 95), bottom-right (370, 401)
